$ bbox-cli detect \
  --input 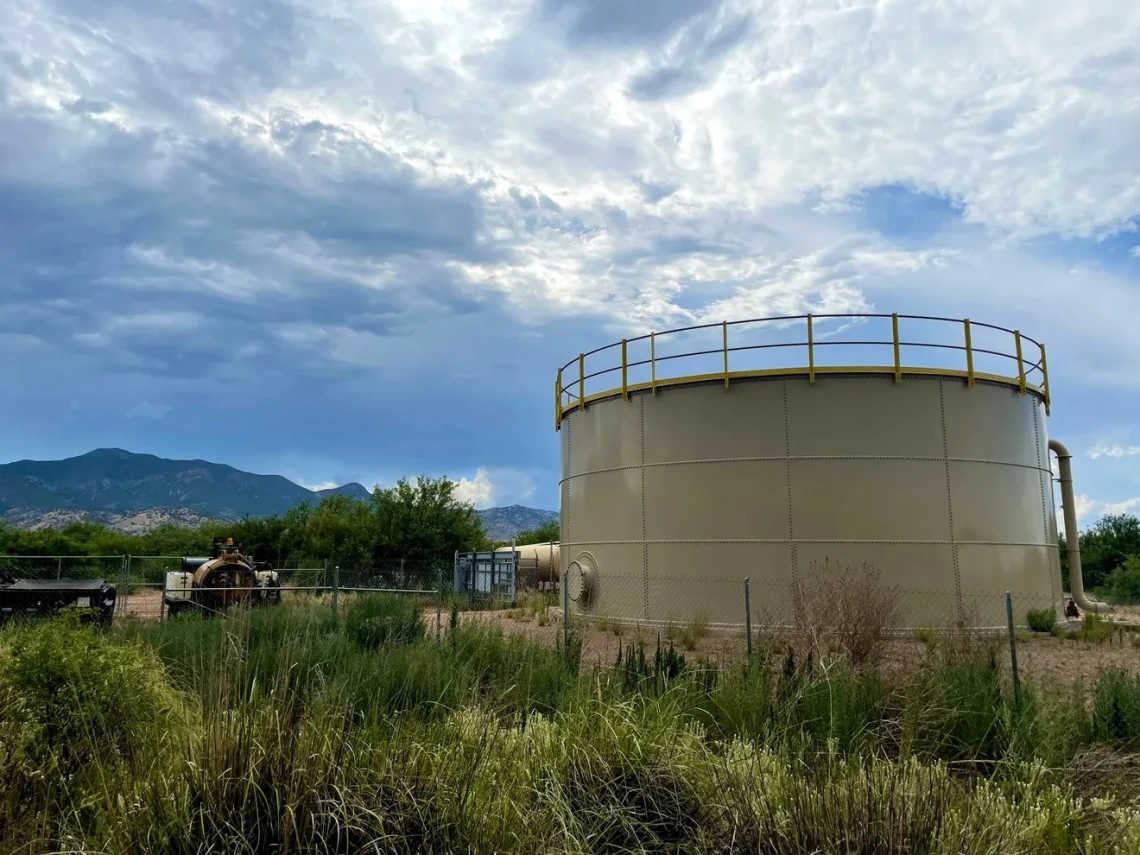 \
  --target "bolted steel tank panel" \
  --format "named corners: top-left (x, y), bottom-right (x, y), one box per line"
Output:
top-left (555, 314), bottom-right (1063, 629)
